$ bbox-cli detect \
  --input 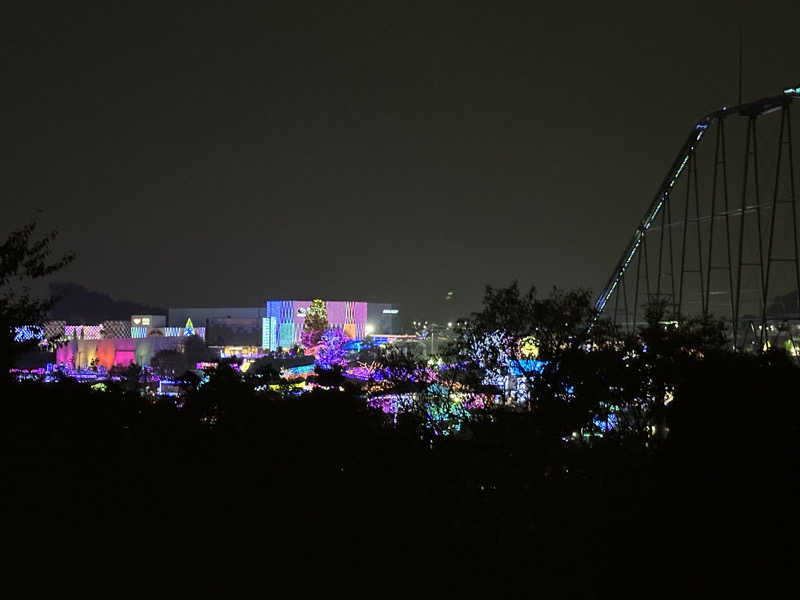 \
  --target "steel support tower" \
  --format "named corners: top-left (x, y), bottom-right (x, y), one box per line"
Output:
top-left (596, 86), bottom-right (800, 350)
